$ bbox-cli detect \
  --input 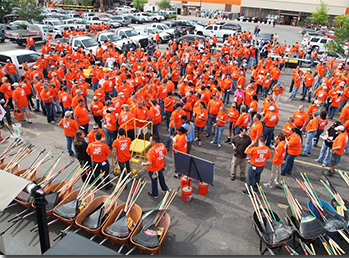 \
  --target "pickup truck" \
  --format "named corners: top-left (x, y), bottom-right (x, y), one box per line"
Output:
top-left (114, 28), bottom-right (148, 48)
top-left (5, 24), bottom-right (62, 46)
top-left (195, 25), bottom-right (237, 41)
top-left (43, 19), bottom-right (77, 33)
top-left (133, 26), bottom-right (171, 43)
top-left (0, 50), bottom-right (41, 76)
top-left (94, 31), bottom-right (136, 51)
top-left (49, 35), bottom-right (103, 55)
